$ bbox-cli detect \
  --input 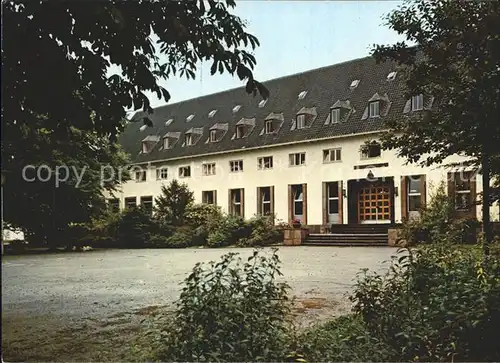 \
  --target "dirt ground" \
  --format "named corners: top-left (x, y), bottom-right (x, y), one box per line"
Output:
top-left (2, 246), bottom-right (395, 361)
